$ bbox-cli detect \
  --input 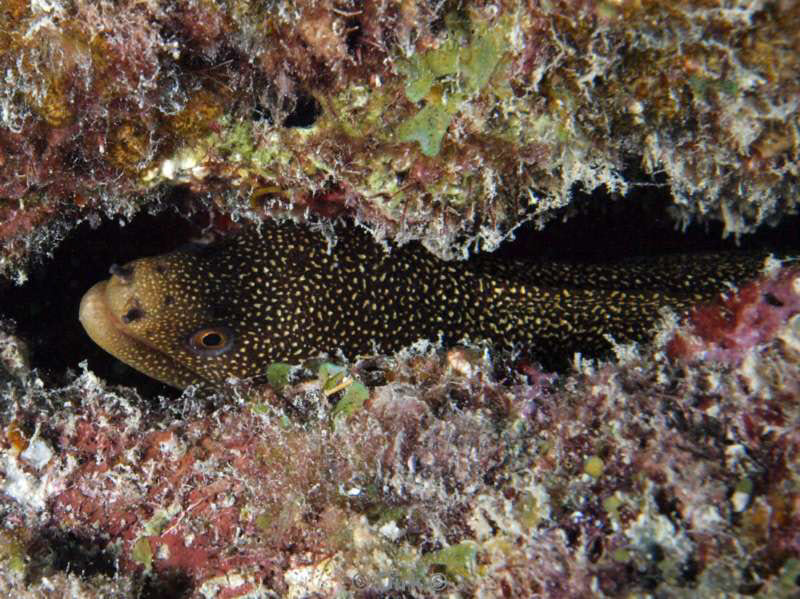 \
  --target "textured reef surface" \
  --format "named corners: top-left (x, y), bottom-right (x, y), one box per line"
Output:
top-left (1, 0), bottom-right (800, 597)
top-left (1, 265), bottom-right (800, 597)
top-left (1, 0), bottom-right (799, 277)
